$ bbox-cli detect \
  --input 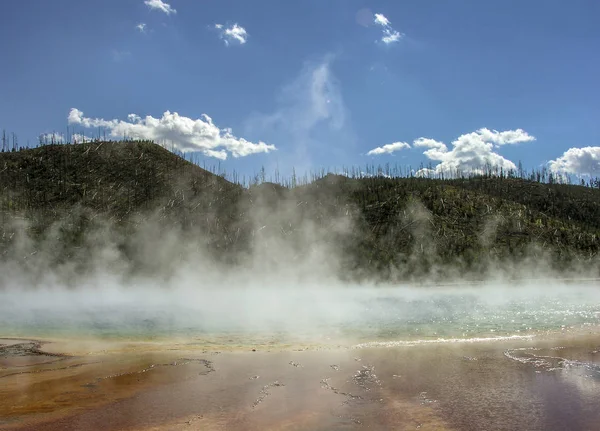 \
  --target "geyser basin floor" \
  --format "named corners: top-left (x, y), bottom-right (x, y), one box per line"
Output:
top-left (1, 331), bottom-right (600, 431)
